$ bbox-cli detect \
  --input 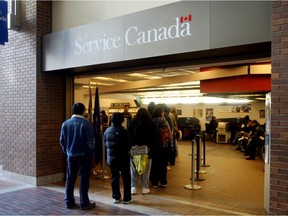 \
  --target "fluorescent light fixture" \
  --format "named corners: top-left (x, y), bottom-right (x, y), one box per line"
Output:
top-left (86, 82), bottom-right (114, 86)
top-left (179, 69), bottom-right (198, 73)
top-left (127, 73), bottom-right (148, 77)
top-left (161, 81), bottom-right (200, 87)
top-left (92, 76), bottom-right (128, 83)
top-left (142, 96), bottom-right (253, 105)
top-left (127, 73), bottom-right (161, 79)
